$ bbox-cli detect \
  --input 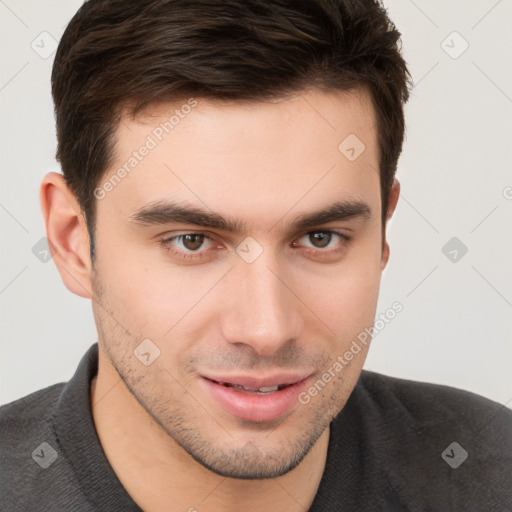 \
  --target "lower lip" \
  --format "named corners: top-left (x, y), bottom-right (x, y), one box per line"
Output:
top-left (200, 376), bottom-right (311, 423)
